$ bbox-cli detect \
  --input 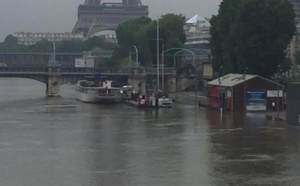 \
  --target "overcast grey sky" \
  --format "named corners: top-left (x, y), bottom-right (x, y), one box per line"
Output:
top-left (0, 0), bottom-right (222, 41)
